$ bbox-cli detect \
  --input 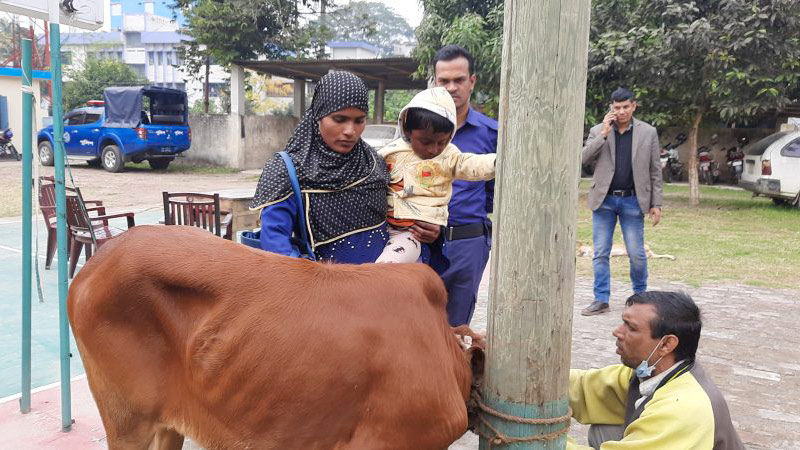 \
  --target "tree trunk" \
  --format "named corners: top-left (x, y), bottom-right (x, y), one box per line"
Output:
top-left (203, 55), bottom-right (210, 114)
top-left (479, 0), bottom-right (591, 447)
top-left (687, 108), bottom-right (704, 207)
